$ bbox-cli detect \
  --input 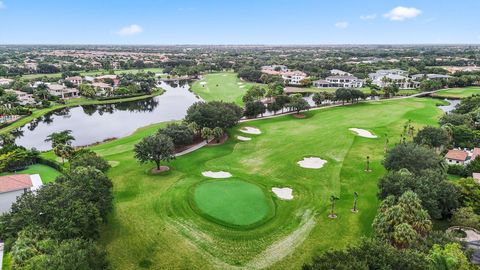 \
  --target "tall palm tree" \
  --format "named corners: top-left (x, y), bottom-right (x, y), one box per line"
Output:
top-left (45, 130), bottom-right (75, 148)
top-left (329, 195), bottom-right (340, 218)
